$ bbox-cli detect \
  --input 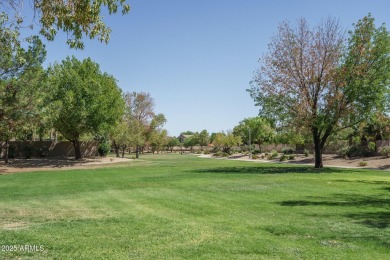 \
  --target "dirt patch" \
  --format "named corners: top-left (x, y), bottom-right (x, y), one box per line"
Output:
top-left (281, 154), bottom-right (390, 170)
top-left (0, 157), bottom-right (131, 174)
top-left (200, 153), bottom-right (390, 170)
top-left (2, 222), bottom-right (29, 230)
